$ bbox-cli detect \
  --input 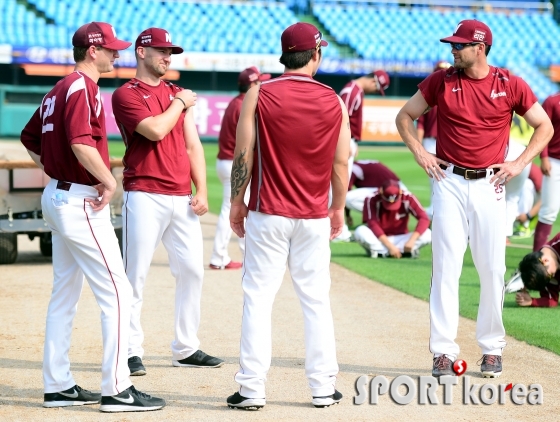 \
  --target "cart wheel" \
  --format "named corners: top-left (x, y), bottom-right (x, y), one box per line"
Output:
top-left (40, 233), bottom-right (53, 257)
top-left (0, 233), bottom-right (18, 264)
